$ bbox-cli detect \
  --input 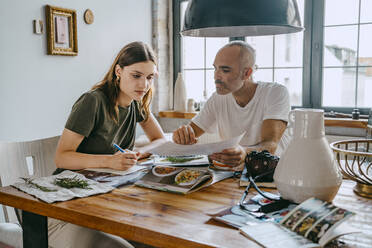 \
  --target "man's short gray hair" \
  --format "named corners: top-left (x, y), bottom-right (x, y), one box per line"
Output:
top-left (224, 40), bottom-right (256, 69)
